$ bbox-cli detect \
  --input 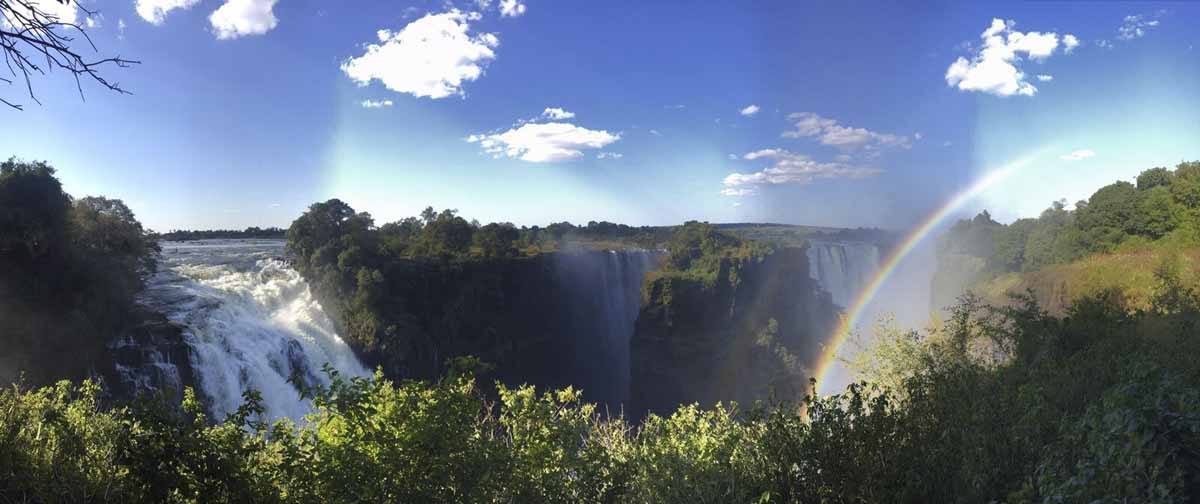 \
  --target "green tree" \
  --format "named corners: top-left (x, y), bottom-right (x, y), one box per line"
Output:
top-left (1136, 166), bottom-right (1174, 190)
top-left (0, 158), bottom-right (70, 259)
top-left (473, 222), bottom-right (519, 258)
top-left (1134, 185), bottom-right (1176, 239)
top-left (285, 199), bottom-right (374, 274)
top-left (1075, 181), bottom-right (1138, 251)
top-left (990, 218), bottom-right (1035, 272)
